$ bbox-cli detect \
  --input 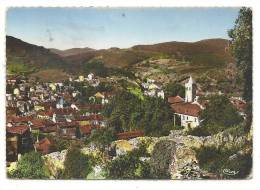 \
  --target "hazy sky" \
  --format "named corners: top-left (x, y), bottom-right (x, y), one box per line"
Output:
top-left (6, 7), bottom-right (240, 50)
